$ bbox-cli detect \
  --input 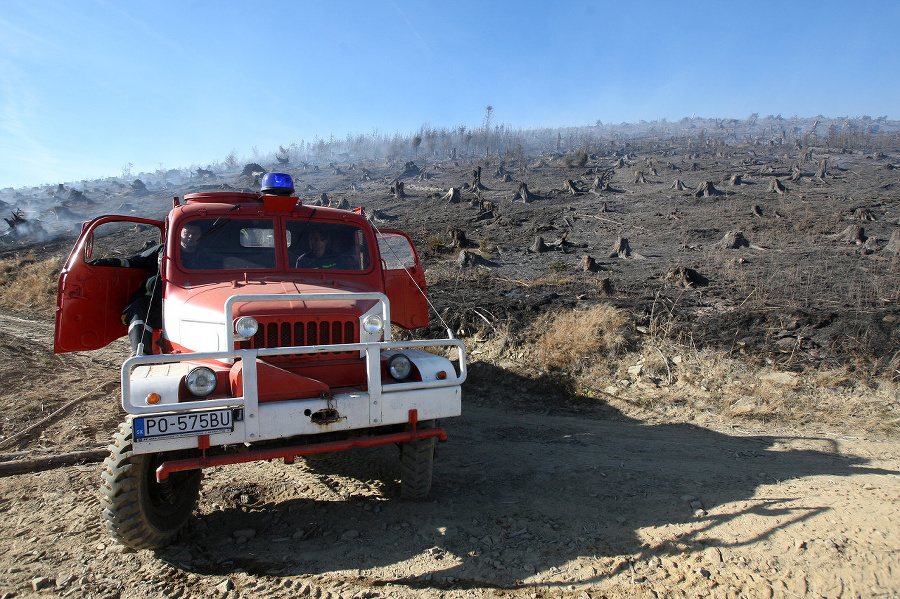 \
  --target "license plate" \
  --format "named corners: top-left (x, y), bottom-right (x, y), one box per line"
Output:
top-left (133, 409), bottom-right (234, 442)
